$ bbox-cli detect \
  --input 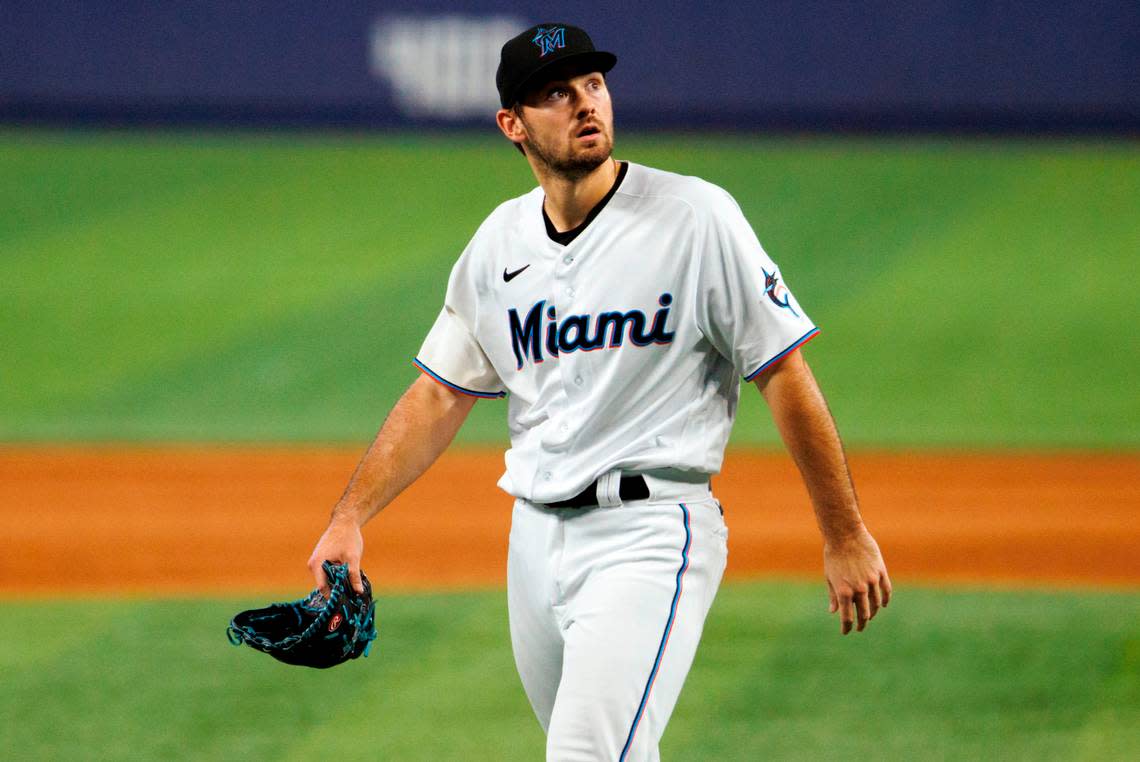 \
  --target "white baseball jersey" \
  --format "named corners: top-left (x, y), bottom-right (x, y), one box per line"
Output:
top-left (415, 161), bottom-right (818, 504)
